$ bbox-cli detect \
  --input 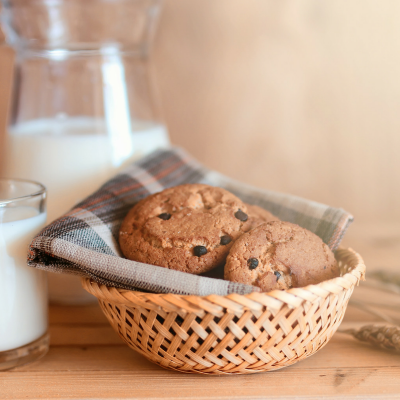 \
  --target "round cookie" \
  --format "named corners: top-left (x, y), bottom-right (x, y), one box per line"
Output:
top-left (119, 184), bottom-right (273, 274)
top-left (224, 221), bottom-right (339, 291)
